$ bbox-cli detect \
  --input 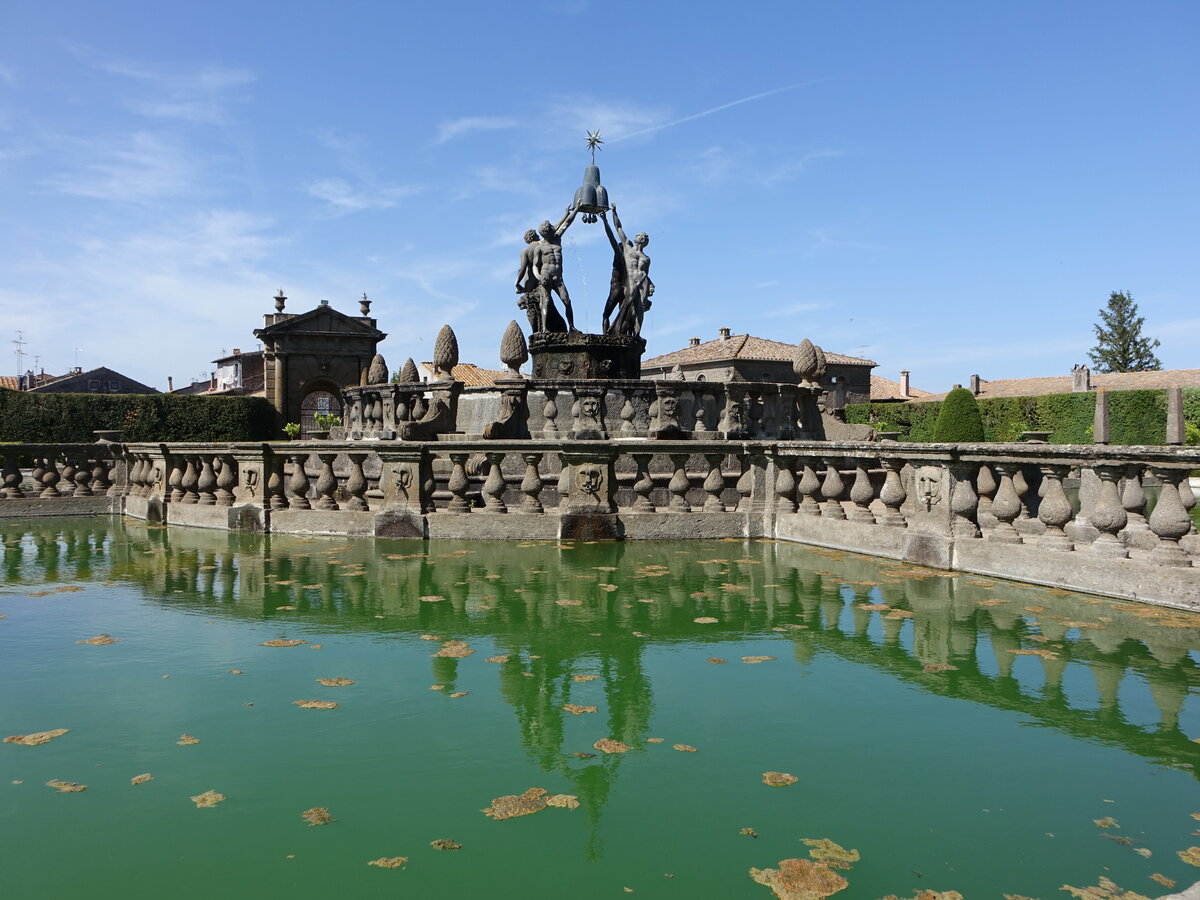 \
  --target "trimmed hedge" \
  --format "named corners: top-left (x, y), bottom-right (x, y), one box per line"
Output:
top-left (932, 388), bottom-right (984, 442)
top-left (846, 387), bottom-right (1198, 445)
top-left (0, 390), bottom-right (278, 443)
